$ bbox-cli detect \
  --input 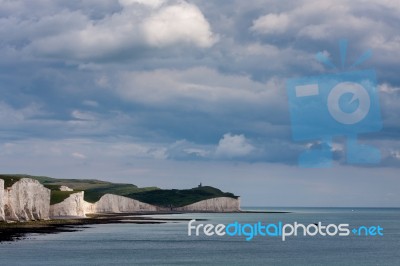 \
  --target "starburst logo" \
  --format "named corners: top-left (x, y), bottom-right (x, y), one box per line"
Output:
top-left (286, 40), bottom-right (382, 167)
